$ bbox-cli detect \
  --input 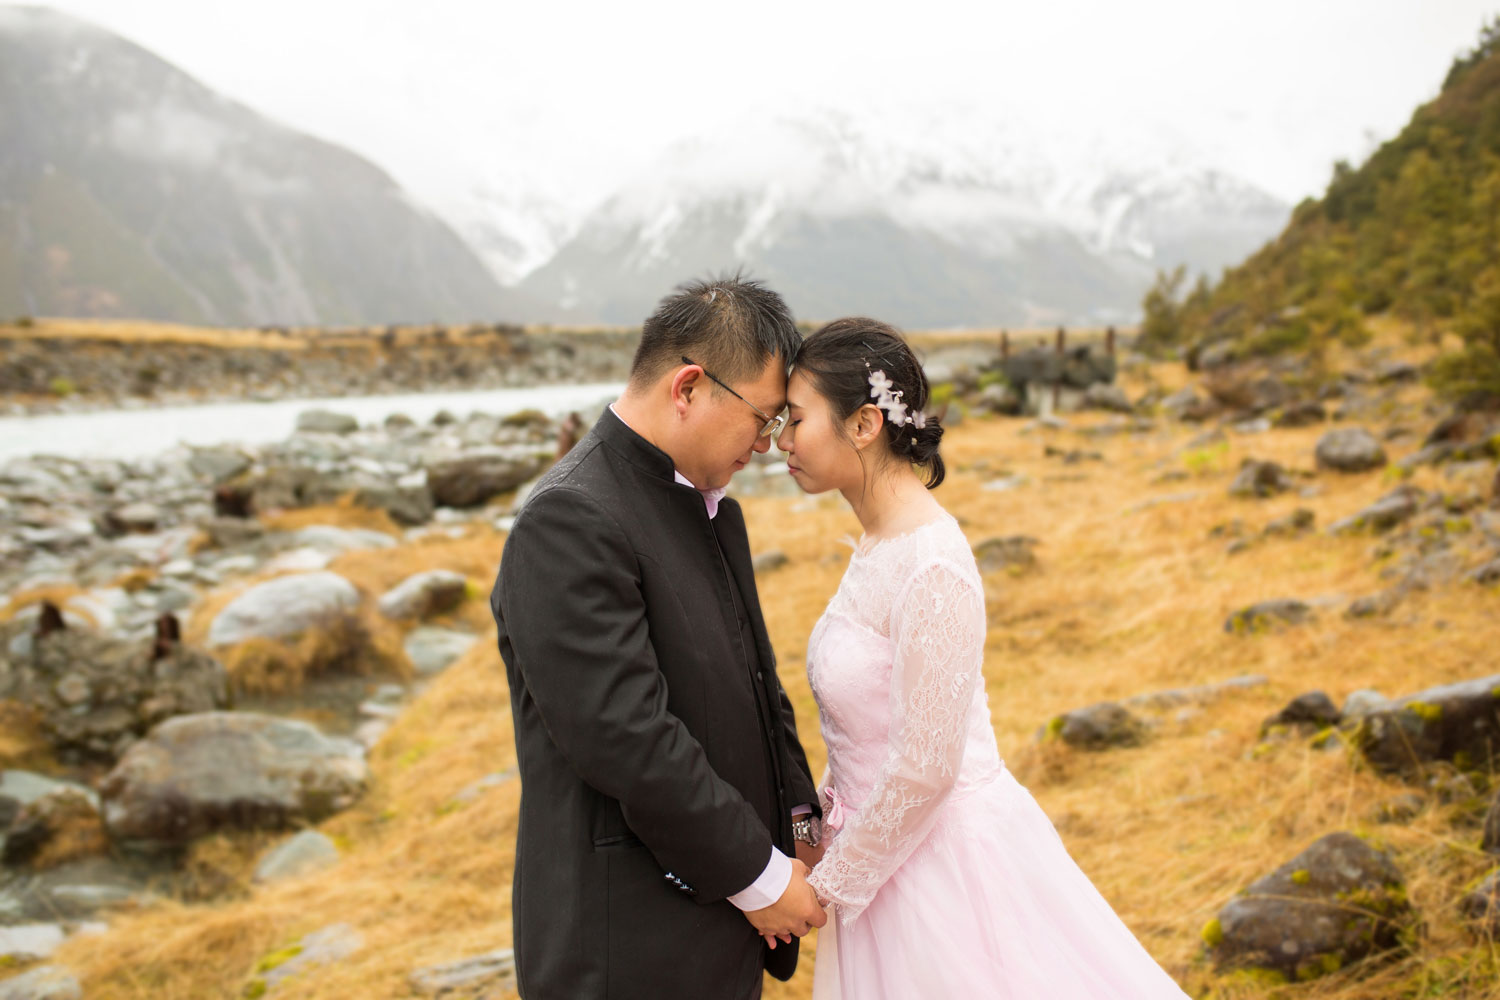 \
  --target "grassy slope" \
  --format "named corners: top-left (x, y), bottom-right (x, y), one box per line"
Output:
top-left (6, 345), bottom-right (1498, 999)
